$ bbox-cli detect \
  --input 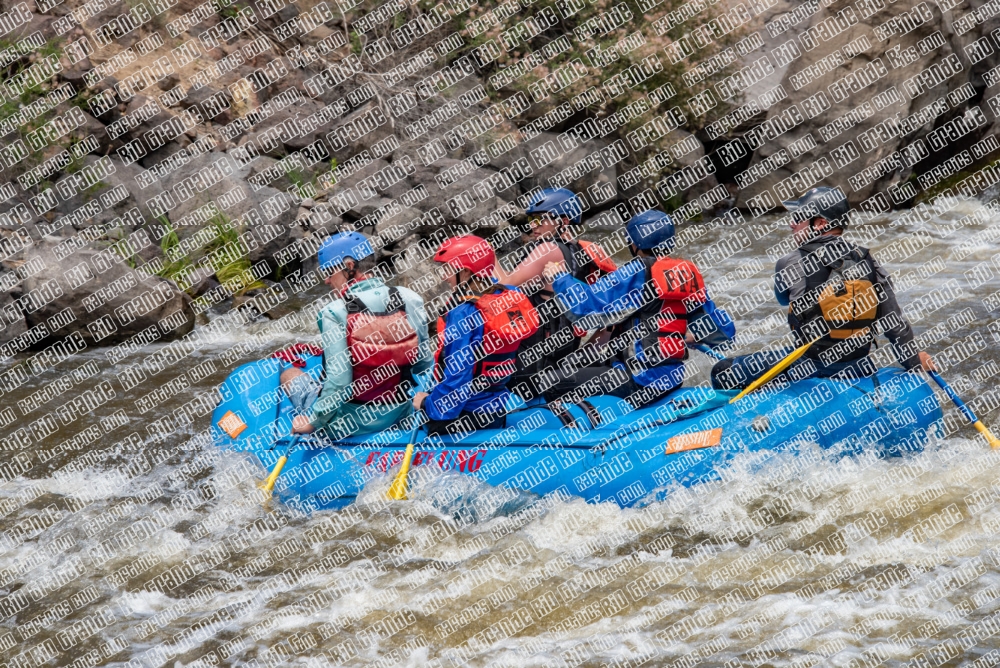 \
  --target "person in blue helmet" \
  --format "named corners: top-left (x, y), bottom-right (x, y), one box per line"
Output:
top-left (498, 188), bottom-right (618, 288)
top-left (709, 187), bottom-right (936, 391)
top-left (541, 210), bottom-right (736, 408)
top-left (278, 231), bottom-right (431, 438)
top-left (497, 188), bottom-right (619, 402)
